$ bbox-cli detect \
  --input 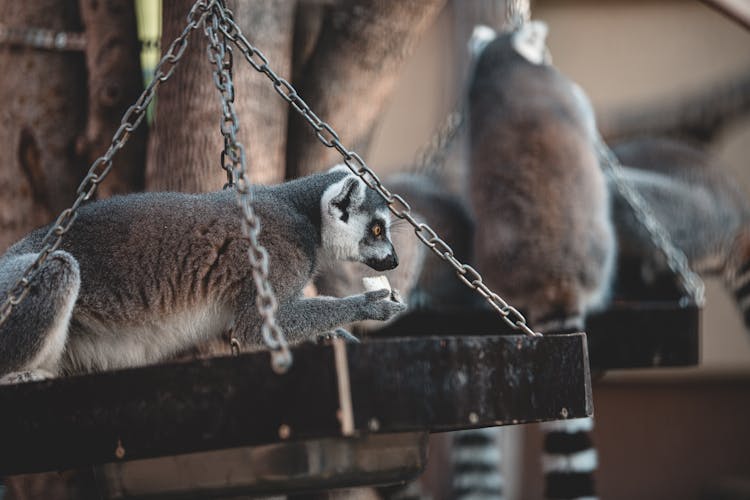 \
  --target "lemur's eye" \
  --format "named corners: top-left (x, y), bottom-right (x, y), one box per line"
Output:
top-left (372, 224), bottom-right (382, 237)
